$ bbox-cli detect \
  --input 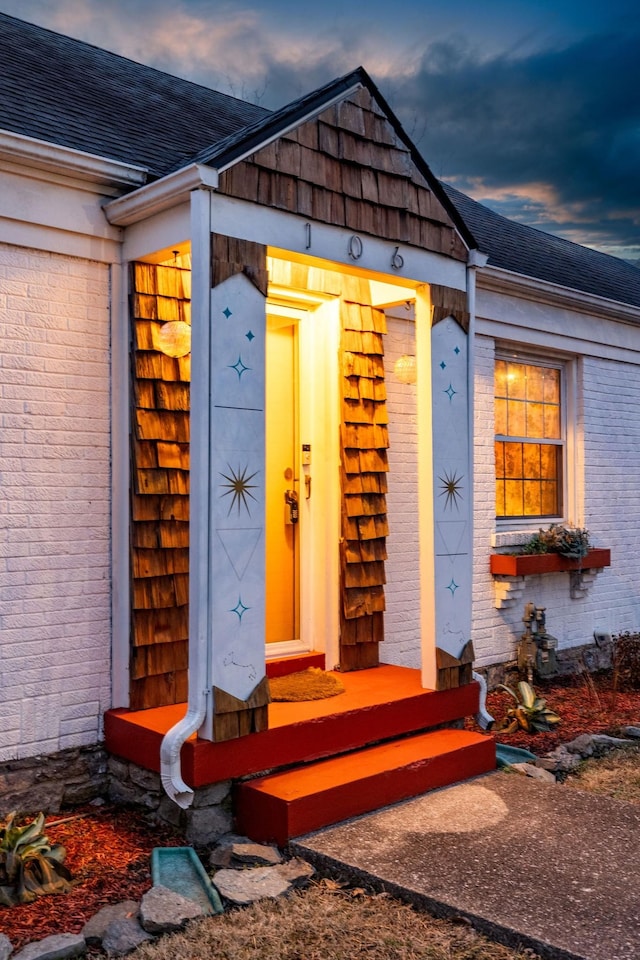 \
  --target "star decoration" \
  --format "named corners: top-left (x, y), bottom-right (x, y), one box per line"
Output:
top-left (438, 469), bottom-right (464, 511)
top-left (229, 355), bottom-right (250, 379)
top-left (454, 346), bottom-right (460, 355)
top-left (445, 383), bottom-right (456, 401)
top-left (440, 360), bottom-right (447, 370)
top-left (245, 330), bottom-right (255, 341)
top-left (447, 578), bottom-right (459, 596)
top-left (223, 307), bottom-right (232, 319)
top-left (230, 596), bottom-right (249, 621)
top-left (219, 464), bottom-right (259, 516)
